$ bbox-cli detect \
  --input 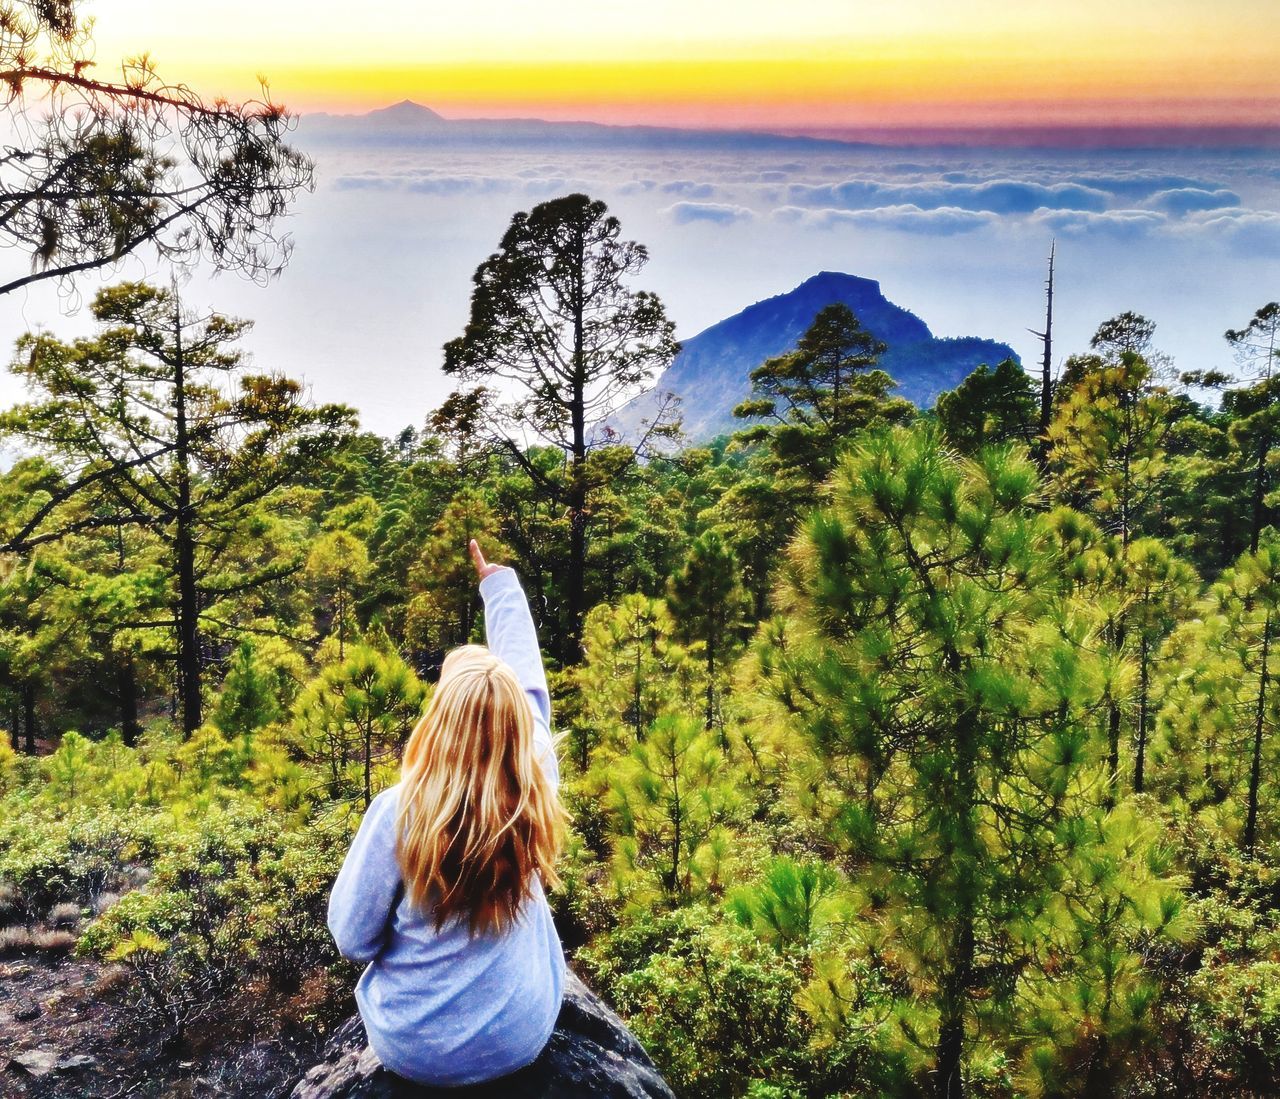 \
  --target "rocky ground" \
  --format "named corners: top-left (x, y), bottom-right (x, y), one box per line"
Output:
top-left (2, 953), bottom-right (674, 1099)
top-left (289, 972), bottom-right (675, 1099)
top-left (0, 953), bottom-right (328, 1099)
